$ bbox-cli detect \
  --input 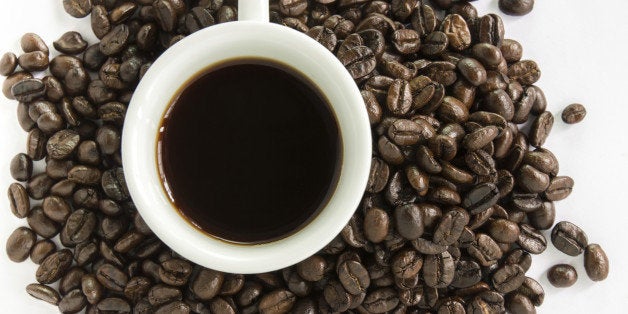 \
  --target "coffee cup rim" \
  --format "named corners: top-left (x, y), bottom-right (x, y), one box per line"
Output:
top-left (122, 21), bottom-right (371, 274)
